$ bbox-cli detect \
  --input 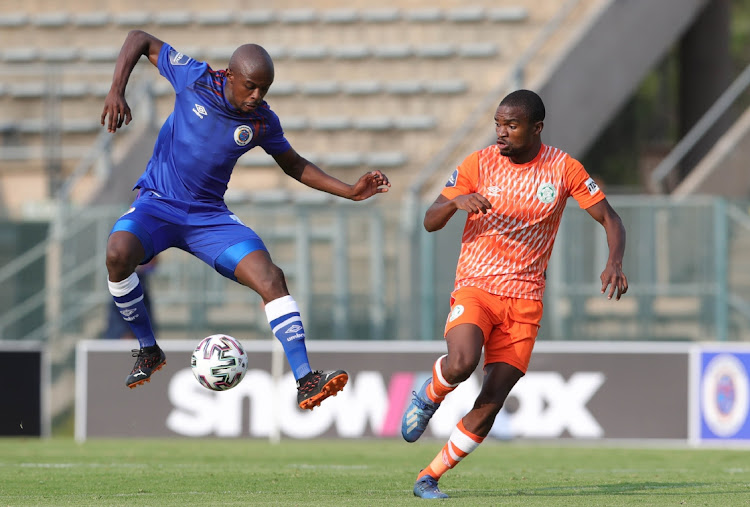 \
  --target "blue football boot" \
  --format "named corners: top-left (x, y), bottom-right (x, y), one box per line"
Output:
top-left (413, 474), bottom-right (449, 499)
top-left (401, 377), bottom-right (441, 442)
